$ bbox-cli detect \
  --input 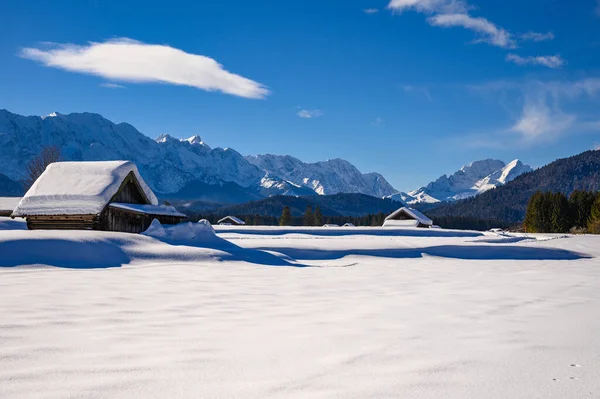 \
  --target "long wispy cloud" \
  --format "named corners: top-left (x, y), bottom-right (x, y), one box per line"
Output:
top-left (429, 13), bottom-right (514, 48)
top-left (520, 31), bottom-right (554, 42)
top-left (20, 38), bottom-right (269, 99)
top-left (363, 8), bottom-right (379, 14)
top-left (388, 0), bottom-right (516, 48)
top-left (388, 0), bottom-right (559, 51)
top-left (467, 78), bottom-right (600, 146)
top-left (506, 54), bottom-right (565, 69)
